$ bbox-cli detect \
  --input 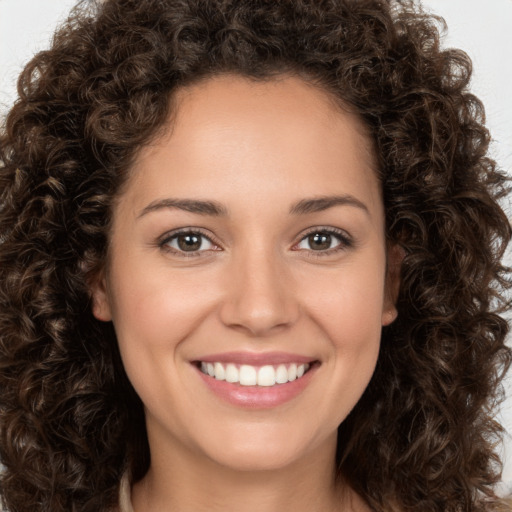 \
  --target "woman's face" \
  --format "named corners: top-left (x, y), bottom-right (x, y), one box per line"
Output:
top-left (92, 75), bottom-right (398, 473)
